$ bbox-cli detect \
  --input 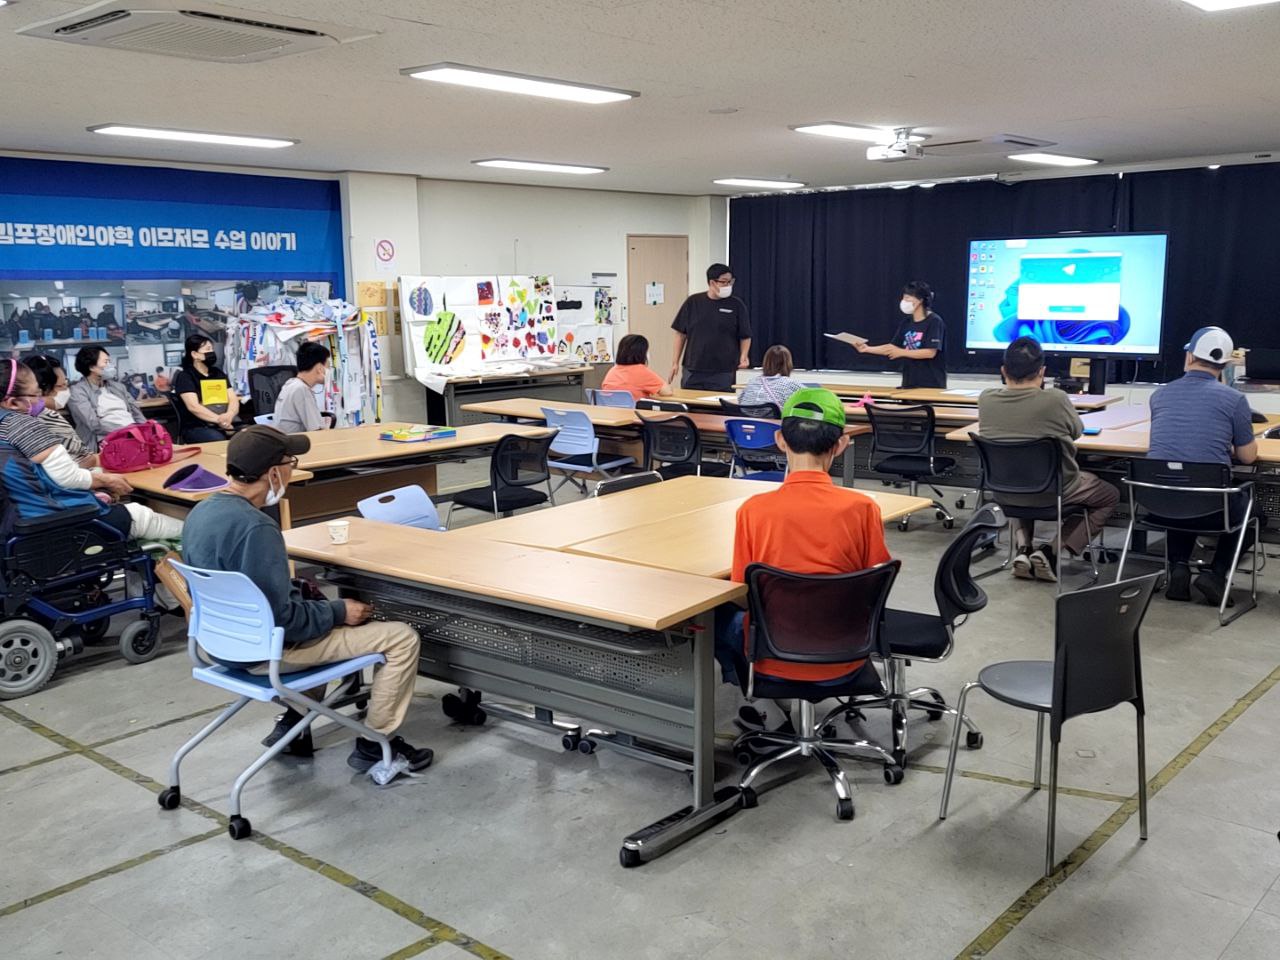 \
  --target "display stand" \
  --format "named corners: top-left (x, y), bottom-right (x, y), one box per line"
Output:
top-left (425, 366), bottom-right (590, 426)
top-left (1088, 357), bottom-right (1111, 396)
